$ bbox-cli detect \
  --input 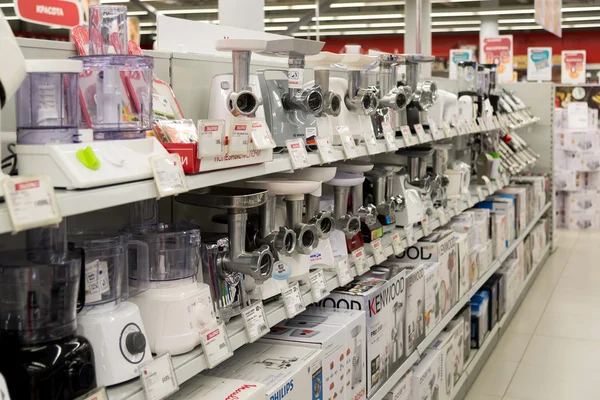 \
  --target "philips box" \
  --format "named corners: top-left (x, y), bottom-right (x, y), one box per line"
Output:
top-left (411, 350), bottom-right (445, 400)
top-left (172, 376), bottom-right (266, 400)
top-left (429, 320), bottom-right (465, 399)
top-left (203, 342), bottom-right (322, 400)
top-left (383, 370), bottom-right (412, 400)
top-left (455, 232), bottom-right (471, 299)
